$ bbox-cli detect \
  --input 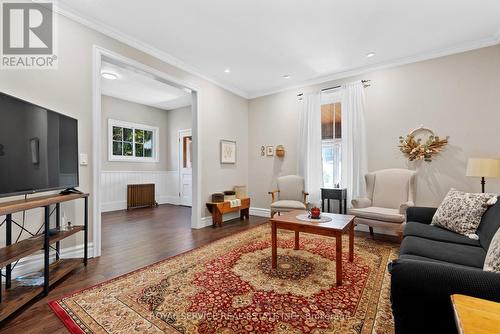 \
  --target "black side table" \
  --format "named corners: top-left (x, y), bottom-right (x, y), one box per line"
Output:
top-left (321, 188), bottom-right (347, 214)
